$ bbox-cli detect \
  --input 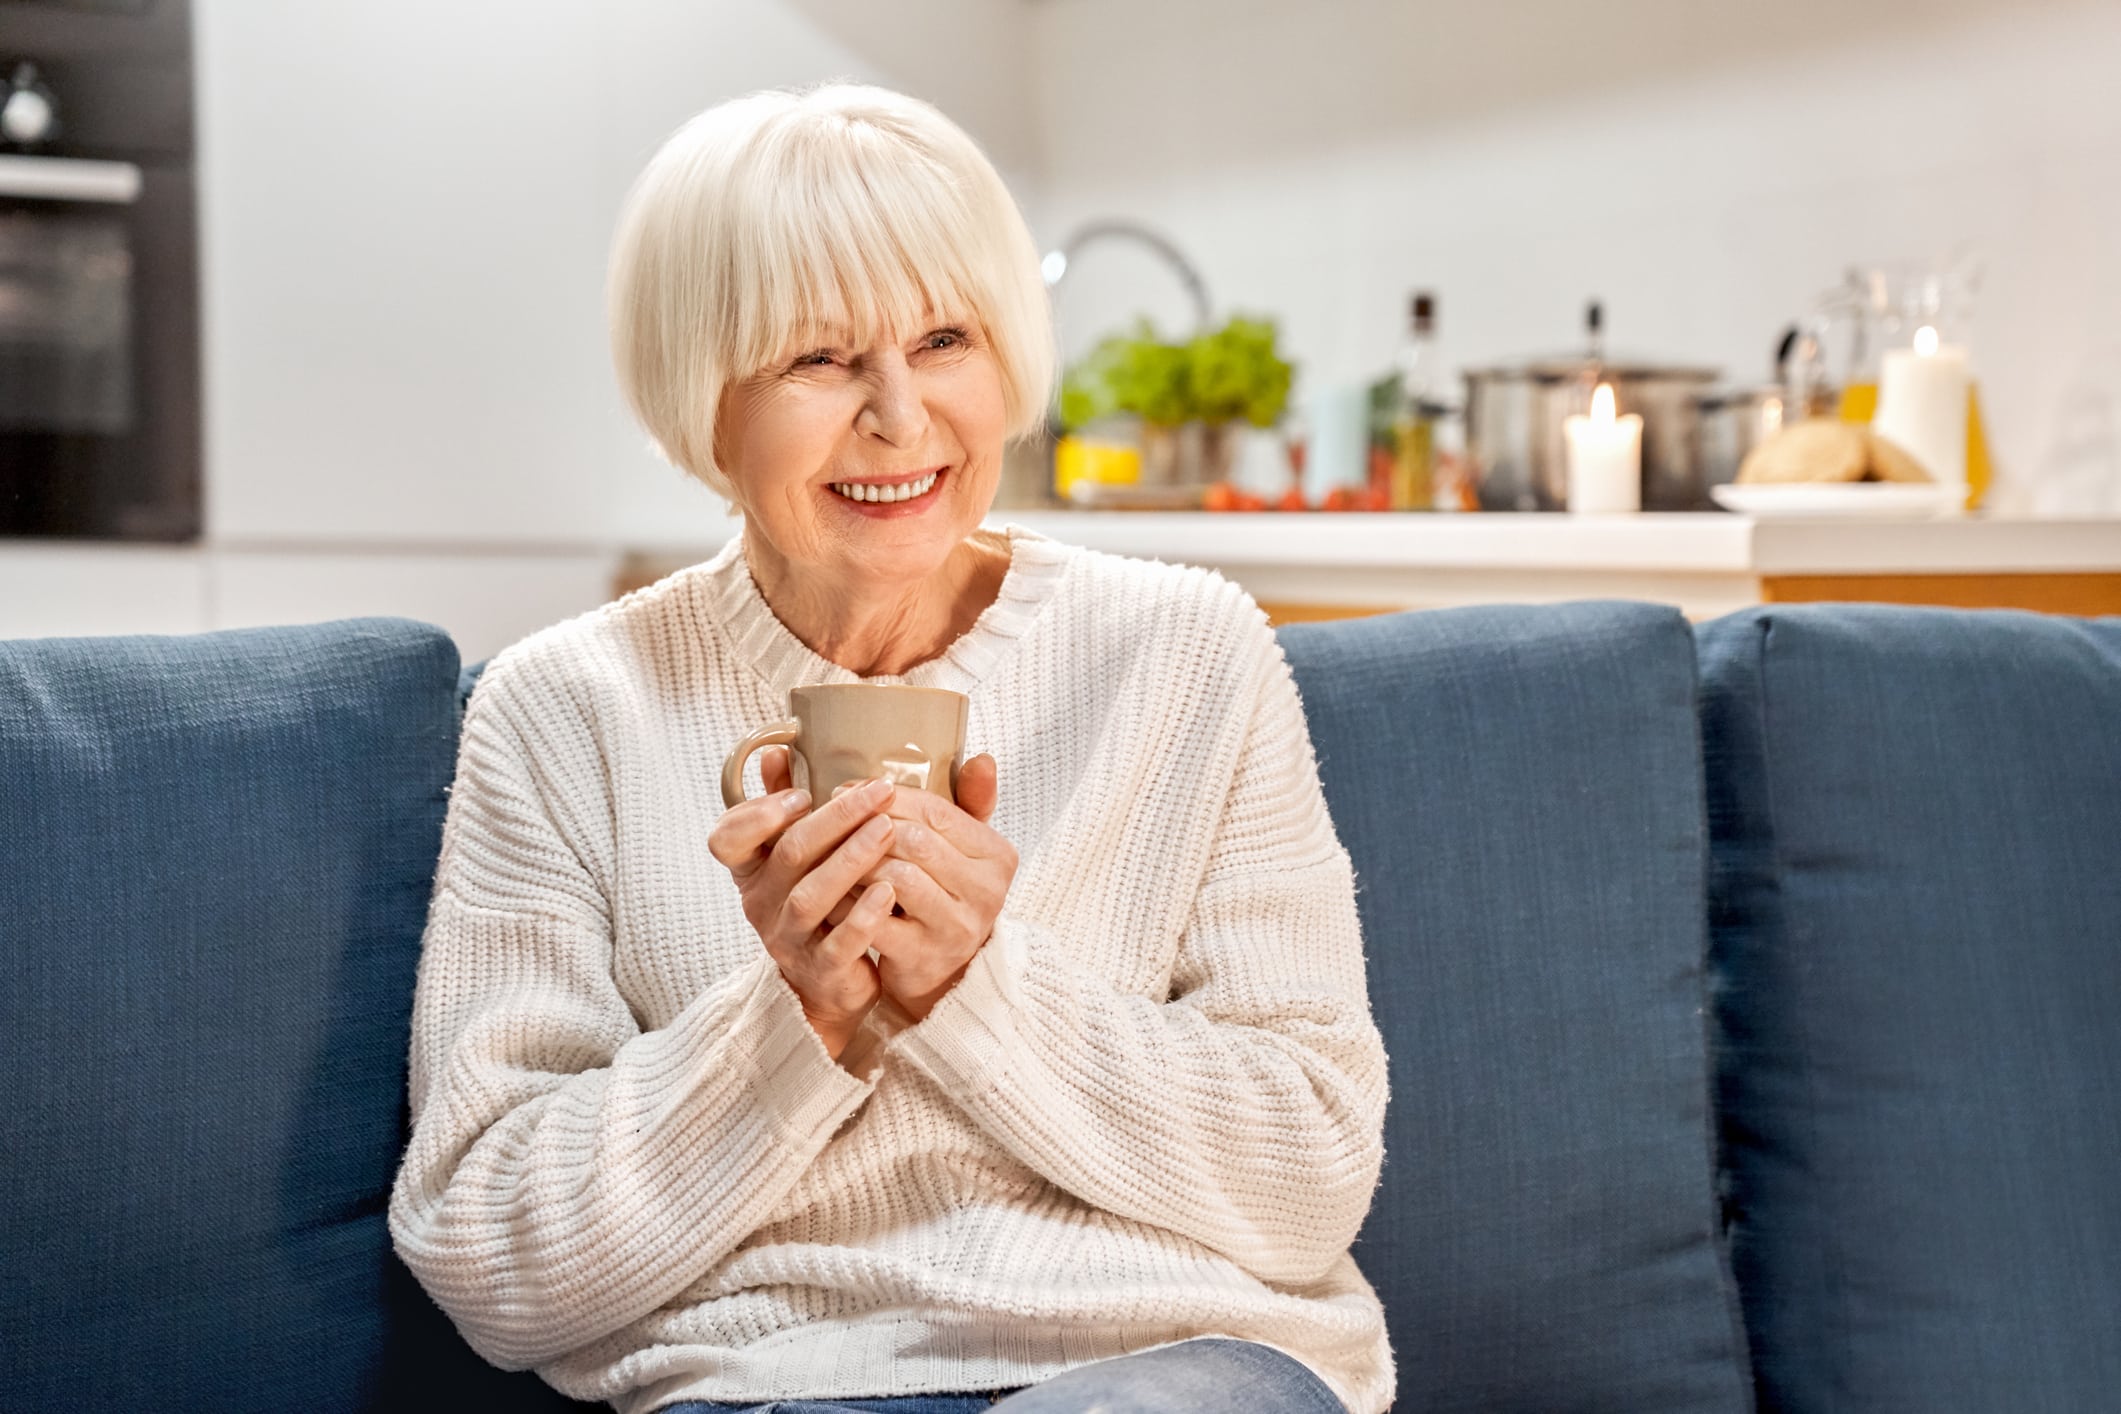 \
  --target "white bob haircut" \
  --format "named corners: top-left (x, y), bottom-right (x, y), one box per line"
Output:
top-left (607, 82), bottom-right (1056, 501)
